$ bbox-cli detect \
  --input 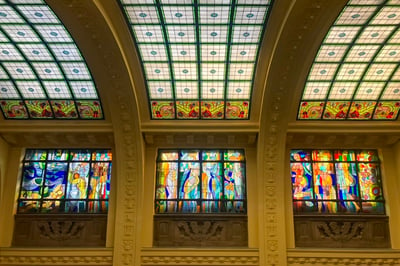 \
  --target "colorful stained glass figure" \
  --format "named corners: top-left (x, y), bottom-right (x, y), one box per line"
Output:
top-left (20, 162), bottom-right (46, 199)
top-left (298, 101), bottom-right (324, 119)
top-left (43, 162), bottom-right (68, 199)
top-left (66, 162), bottom-right (89, 200)
top-left (290, 149), bottom-right (385, 215)
top-left (0, 100), bottom-right (28, 118)
top-left (0, 2), bottom-right (103, 120)
top-left (120, 1), bottom-right (273, 120)
top-left (201, 101), bottom-right (224, 119)
top-left (155, 149), bottom-right (246, 213)
top-left (313, 162), bottom-right (337, 213)
top-left (151, 101), bottom-right (175, 119)
top-left (18, 149), bottom-right (113, 214)
top-left (291, 161), bottom-right (315, 212)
